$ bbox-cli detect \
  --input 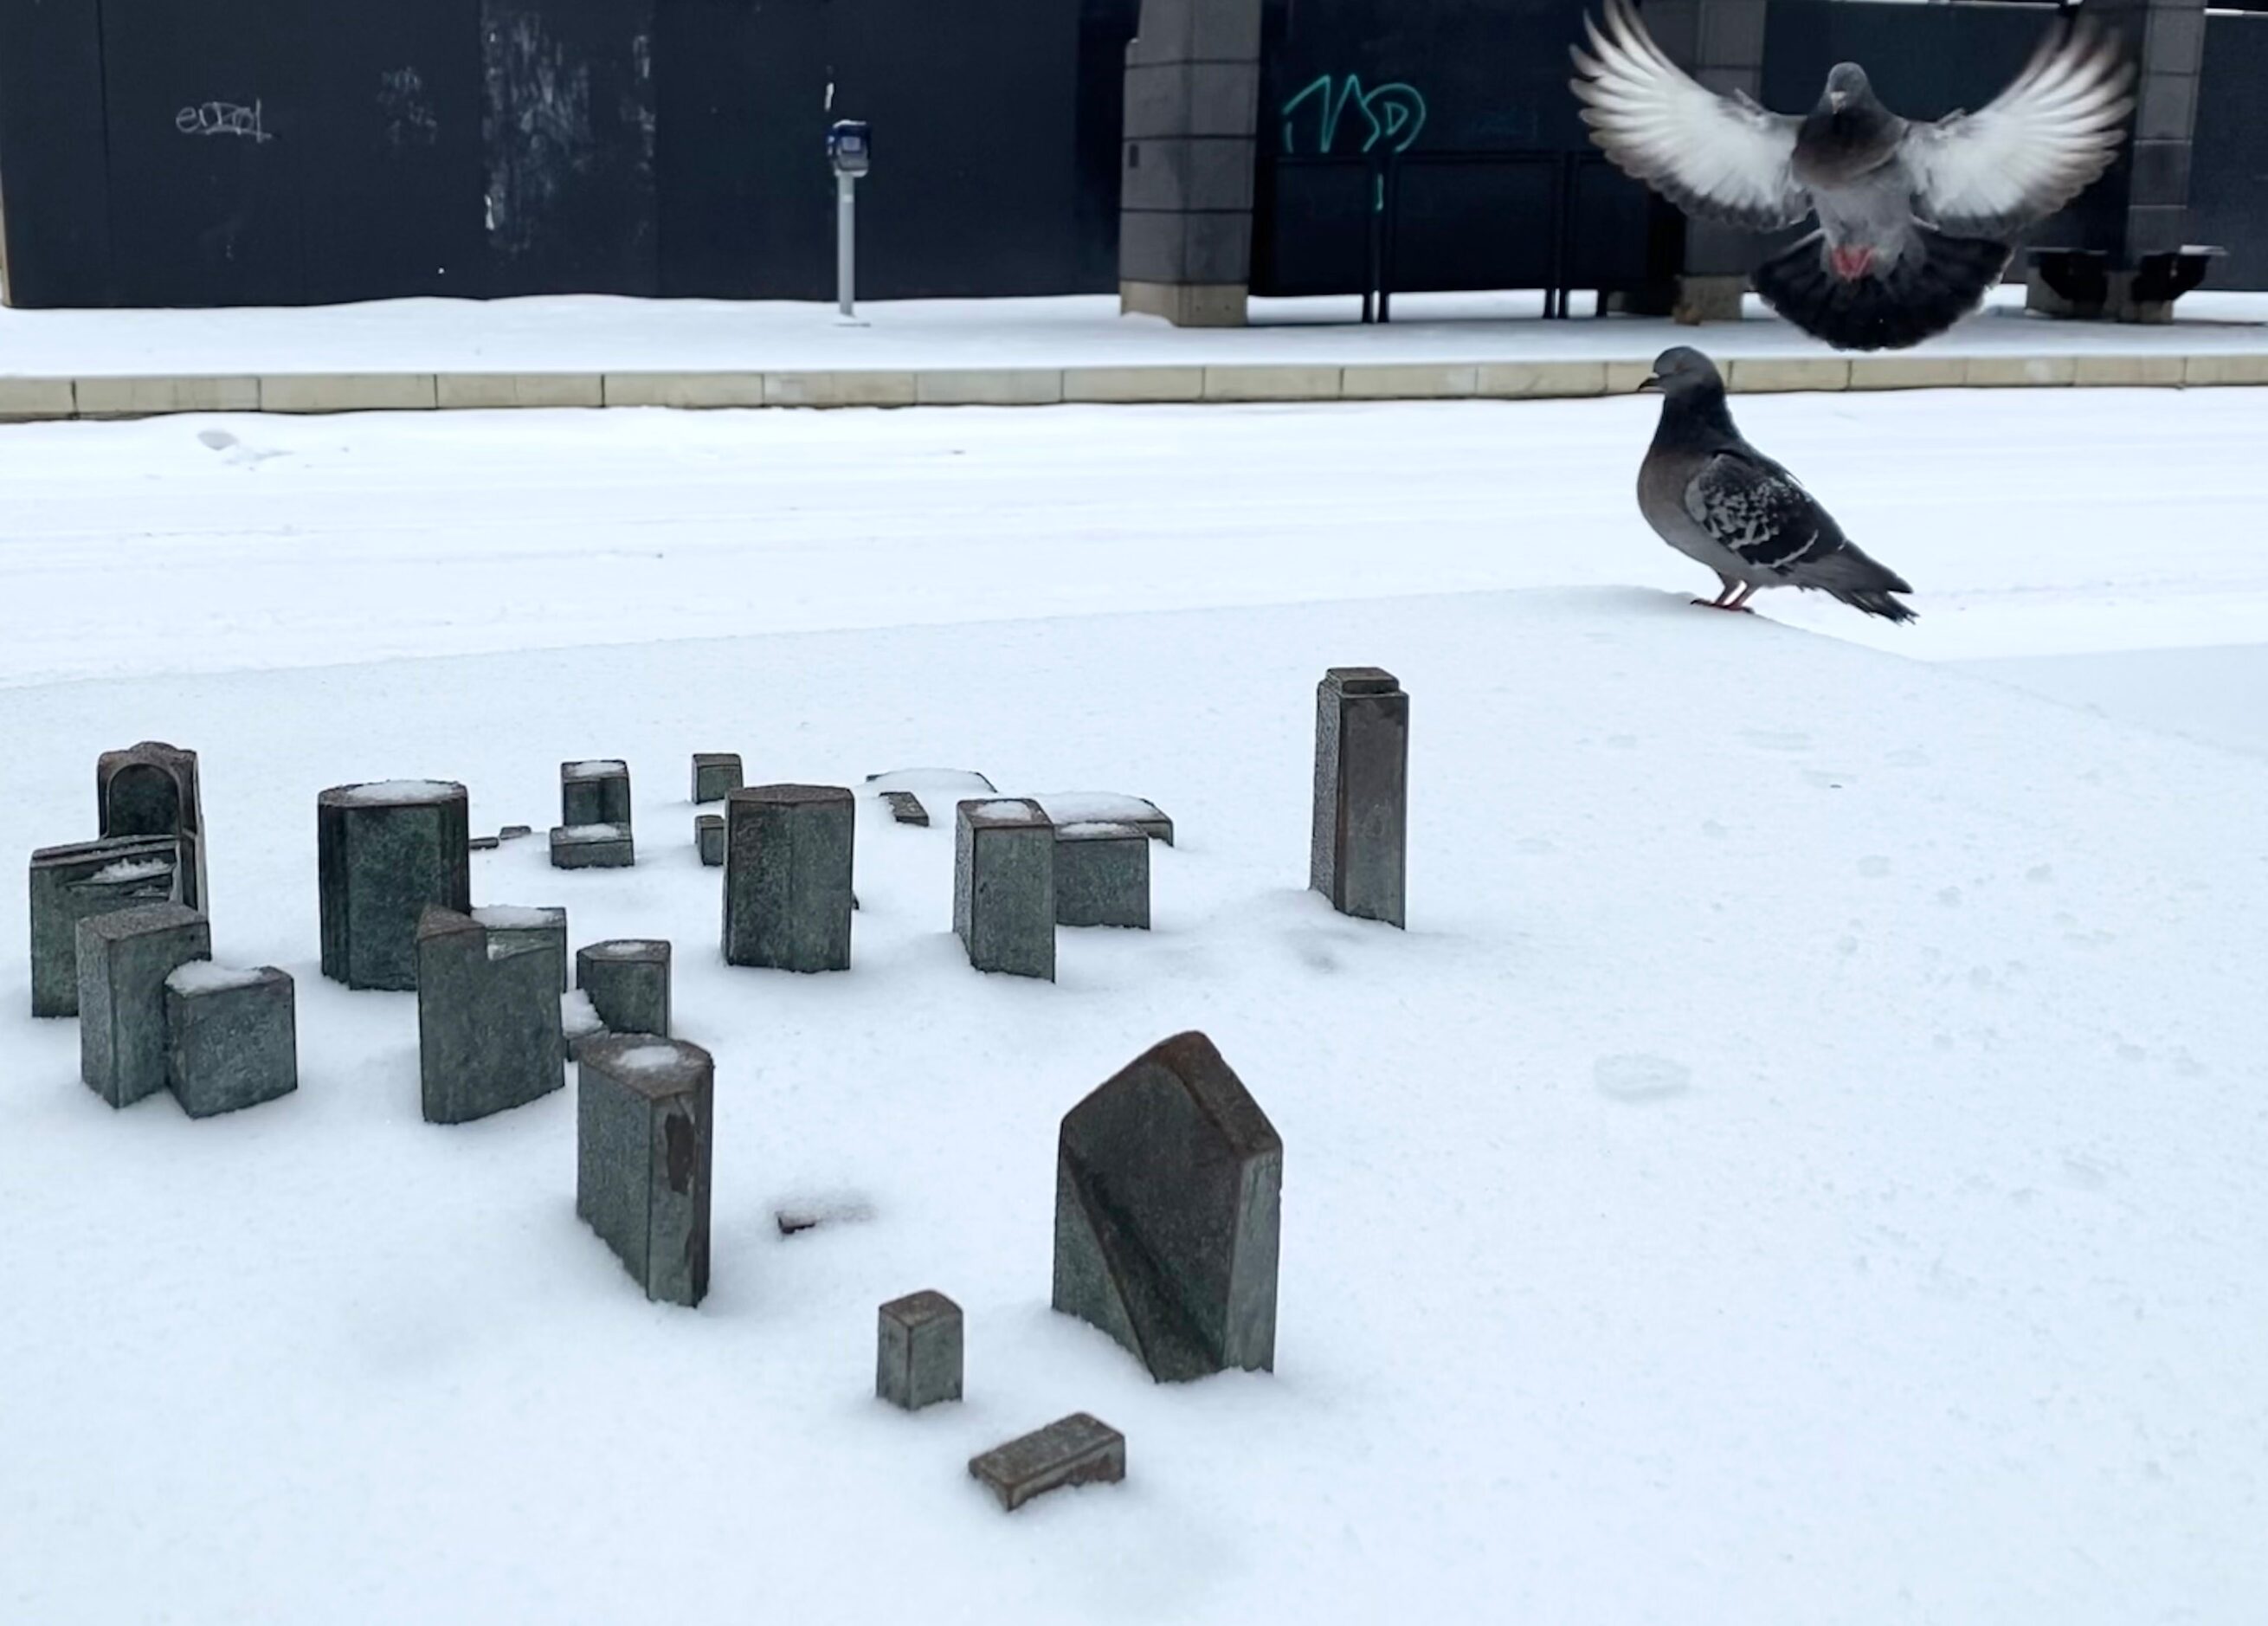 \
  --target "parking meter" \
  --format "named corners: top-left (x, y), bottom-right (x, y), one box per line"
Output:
top-left (828, 120), bottom-right (870, 319)
top-left (828, 120), bottom-right (871, 178)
